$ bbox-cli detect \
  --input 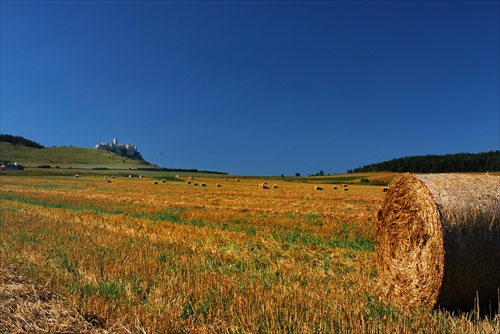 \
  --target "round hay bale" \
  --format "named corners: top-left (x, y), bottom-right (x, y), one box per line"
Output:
top-left (377, 173), bottom-right (500, 312)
